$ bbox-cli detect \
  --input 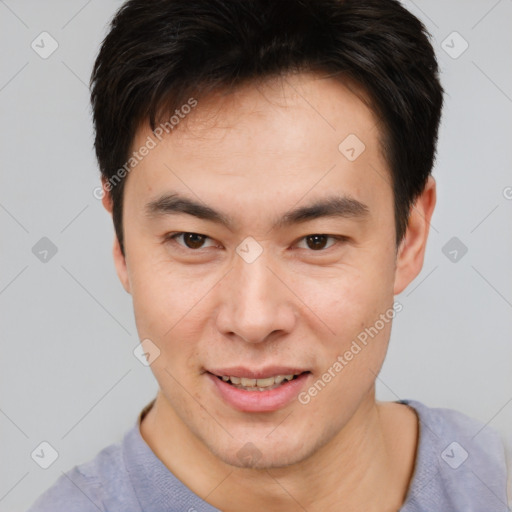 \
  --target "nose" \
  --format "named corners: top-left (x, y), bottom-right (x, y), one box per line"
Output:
top-left (215, 249), bottom-right (297, 344)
